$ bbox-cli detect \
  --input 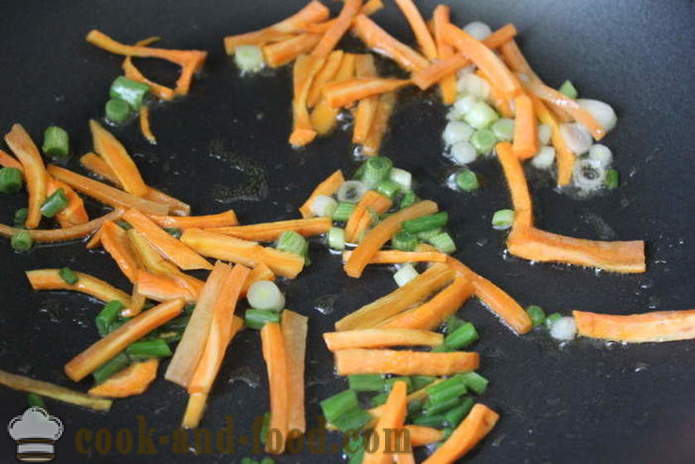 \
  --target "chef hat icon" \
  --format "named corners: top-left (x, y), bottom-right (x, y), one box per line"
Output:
top-left (7, 407), bottom-right (63, 462)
